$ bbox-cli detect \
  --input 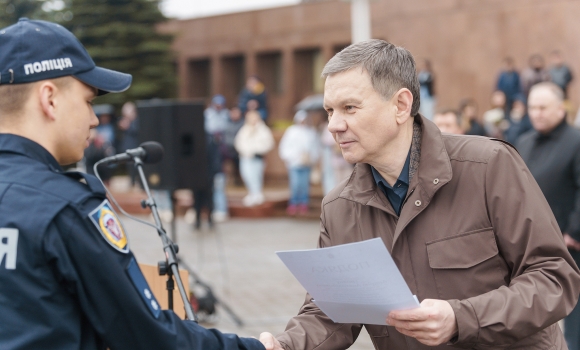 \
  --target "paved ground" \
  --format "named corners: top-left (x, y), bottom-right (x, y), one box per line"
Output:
top-left (123, 215), bottom-right (374, 349)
